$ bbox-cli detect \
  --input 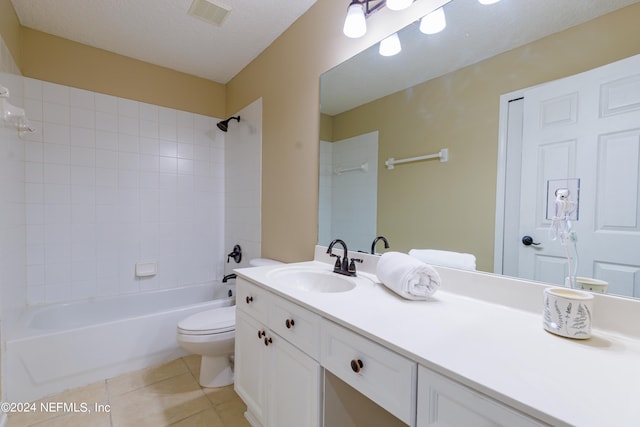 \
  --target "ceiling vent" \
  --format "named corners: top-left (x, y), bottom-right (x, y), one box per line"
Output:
top-left (188, 0), bottom-right (232, 27)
